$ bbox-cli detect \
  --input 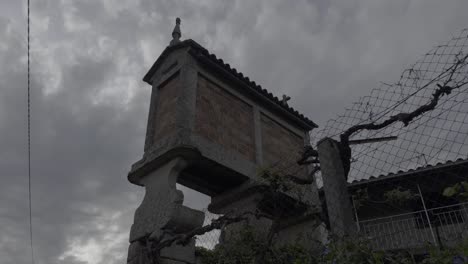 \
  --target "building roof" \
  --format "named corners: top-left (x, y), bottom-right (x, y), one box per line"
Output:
top-left (143, 39), bottom-right (318, 130)
top-left (348, 158), bottom-right (468, 188)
